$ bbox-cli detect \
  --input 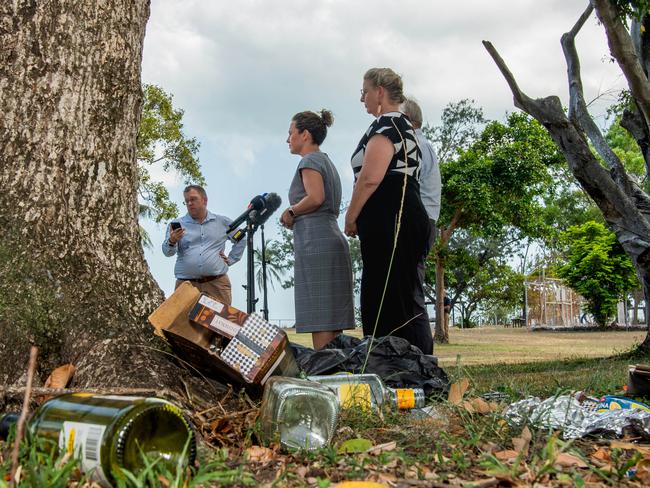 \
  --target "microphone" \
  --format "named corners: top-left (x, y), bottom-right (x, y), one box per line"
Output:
top-left (226, 193), bottom-right (282, 235)
top-left (249, 193), bottom-right (282, 226)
